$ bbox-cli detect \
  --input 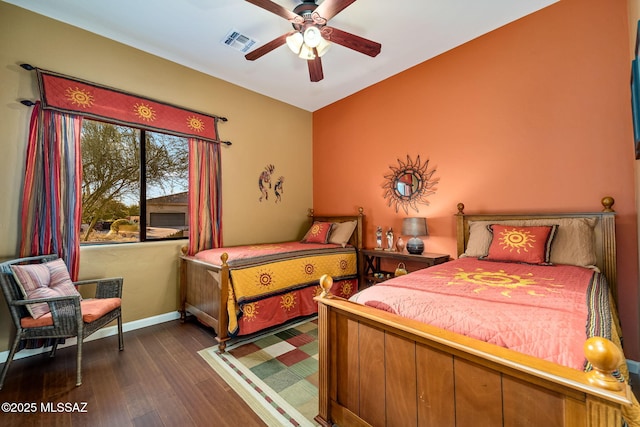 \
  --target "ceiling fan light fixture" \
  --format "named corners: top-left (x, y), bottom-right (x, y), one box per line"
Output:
top-left (286, 32), bottom-right (303, 54)
top-left (303, 26), bottom-right (322, 48)
top-left (316, 37), bottom-right (331, 57)
top-left (298, 43), bottom-right (316, 60)
top-left (244, 0), bottom-right (380, 82)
